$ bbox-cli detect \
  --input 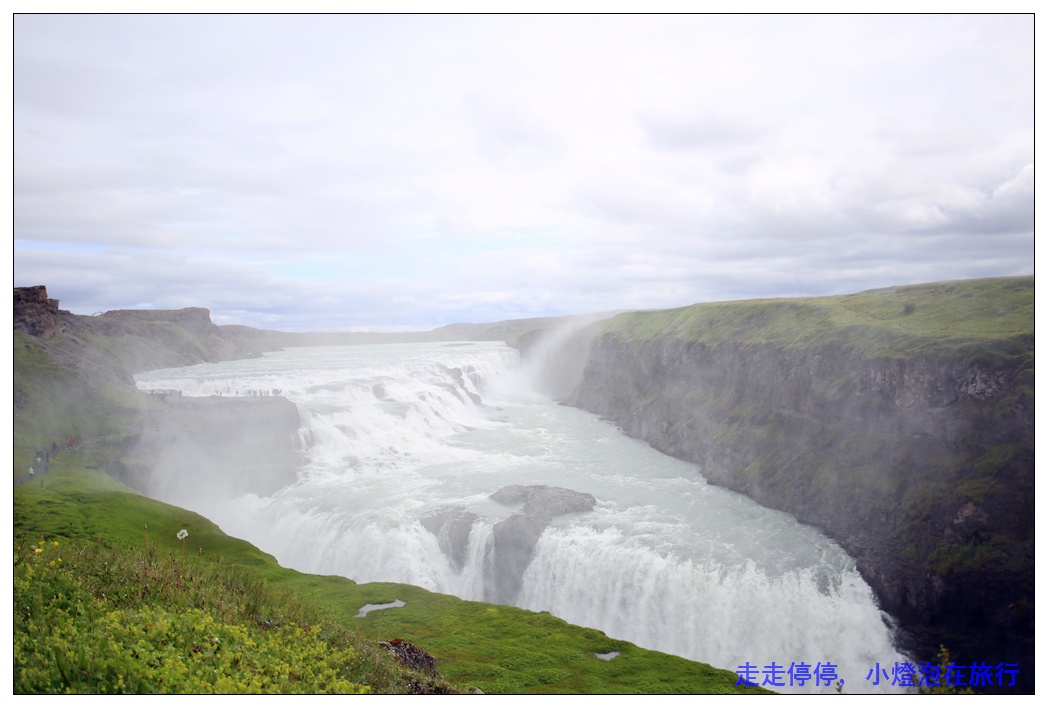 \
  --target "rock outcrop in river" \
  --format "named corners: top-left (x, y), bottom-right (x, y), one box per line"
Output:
top-left (422, 485), bottom-right (597, 605)
top-left (485, 485), bottom-right (597, 605)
